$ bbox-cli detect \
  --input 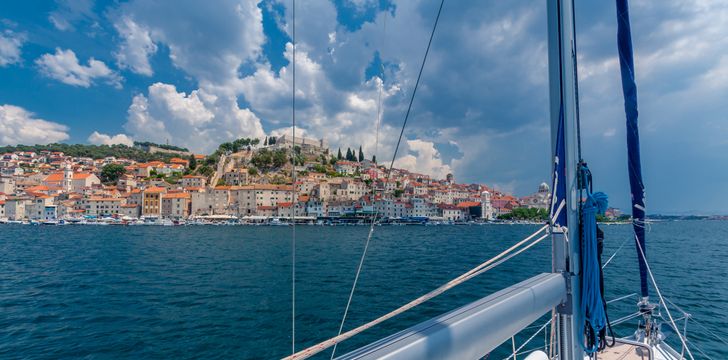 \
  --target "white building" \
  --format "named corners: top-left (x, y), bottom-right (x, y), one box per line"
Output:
top-left (481, 190), bottom-right (494, 220)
